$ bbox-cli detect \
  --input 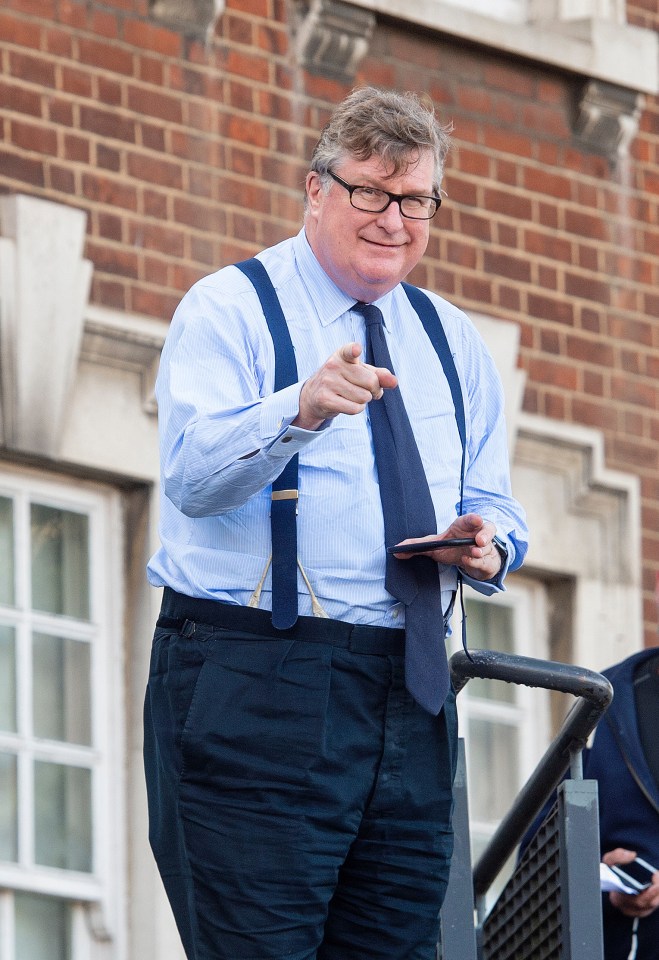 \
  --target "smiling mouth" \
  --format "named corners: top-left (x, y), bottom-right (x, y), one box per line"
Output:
top-left (364, 238), bottom-right (402, 249)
